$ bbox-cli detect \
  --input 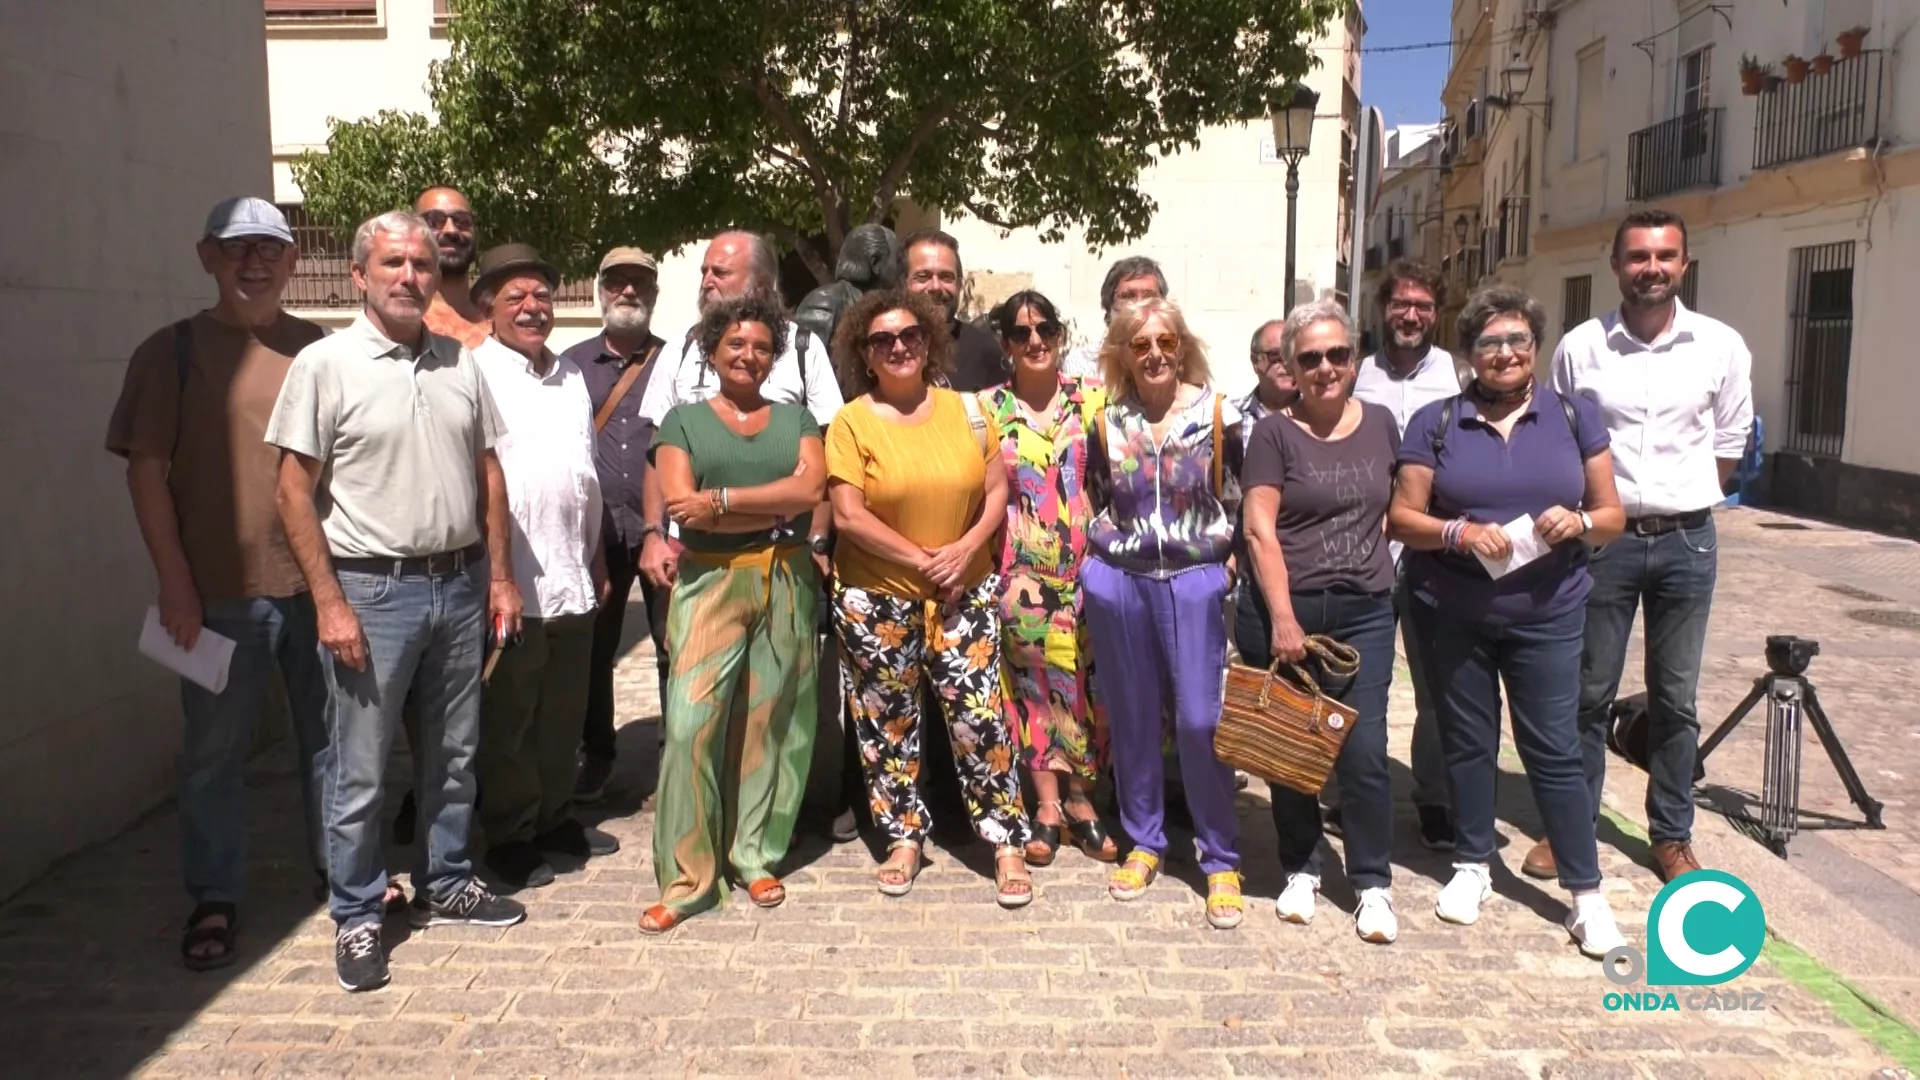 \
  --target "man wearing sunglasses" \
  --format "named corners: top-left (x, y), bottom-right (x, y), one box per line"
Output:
top-left (415, 186), bottom-right (488, 349)
top-left (900, 229), bottom-right (1007, 391)
top-left (1352, 259), bottom-right (1464, 853)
